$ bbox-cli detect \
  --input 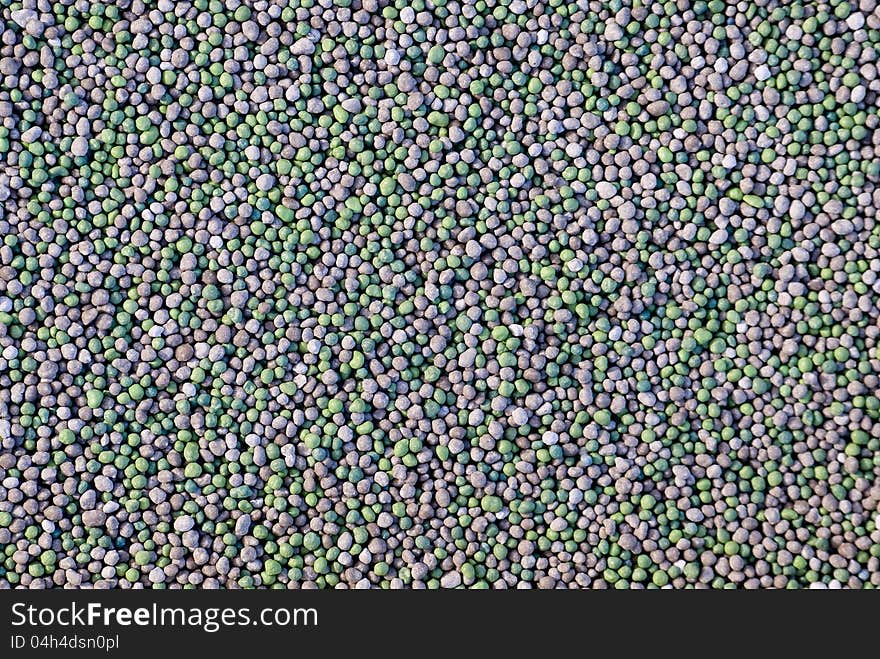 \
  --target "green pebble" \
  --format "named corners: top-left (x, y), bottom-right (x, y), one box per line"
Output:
top-left (86, 390), bottom-right (104, 408)
top-left (480, 496), bottom-right (503, 513)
